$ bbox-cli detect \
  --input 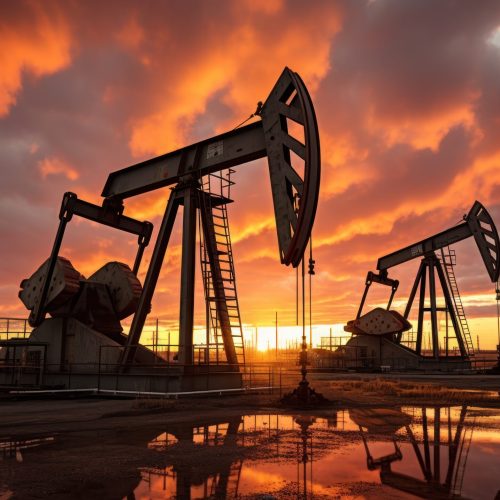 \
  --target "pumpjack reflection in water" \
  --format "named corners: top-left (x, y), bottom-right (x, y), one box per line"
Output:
top-left (3, 408), bottom-right (496, 498)
top-left (294, 415), bottom-right (315, 500)
top-left (132, 407), bottom-right (497, 499)
top-left (354, 406), bottom-right (475, 499)
top-left (131, 413), bottom-right (326, 499)
top-left (132, 416), bottom-right (244, 499)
